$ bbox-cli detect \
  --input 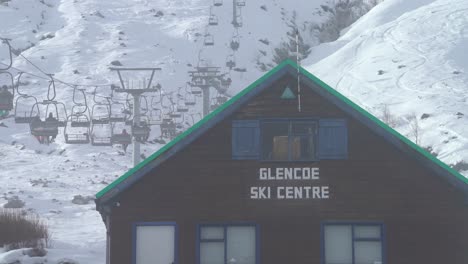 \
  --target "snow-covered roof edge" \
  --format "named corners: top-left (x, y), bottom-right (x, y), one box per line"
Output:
top-left (95, 59), bottom-right (468, 212)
